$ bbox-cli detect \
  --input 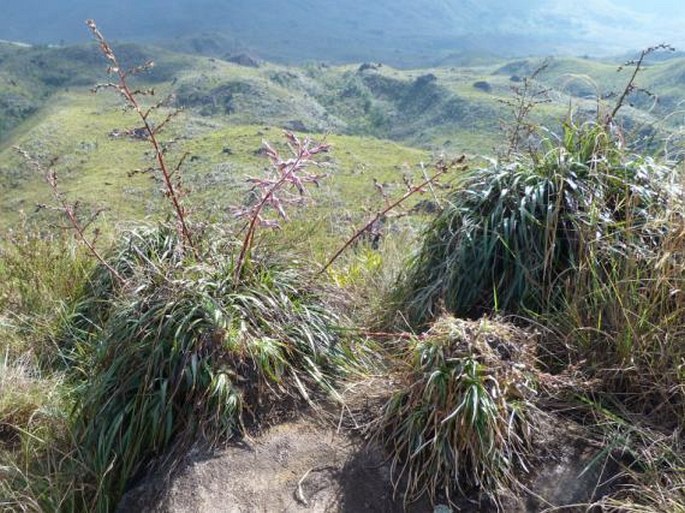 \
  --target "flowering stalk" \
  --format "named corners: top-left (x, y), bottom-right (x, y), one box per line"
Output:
top-left (86, 19), bottom-right (194, 251)
top-left (233, 131), bottom-right (330, 281)
top-left (319, 156), bottom-right (466, 275)
top-left (15, 147), bottom-right (124, 283)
